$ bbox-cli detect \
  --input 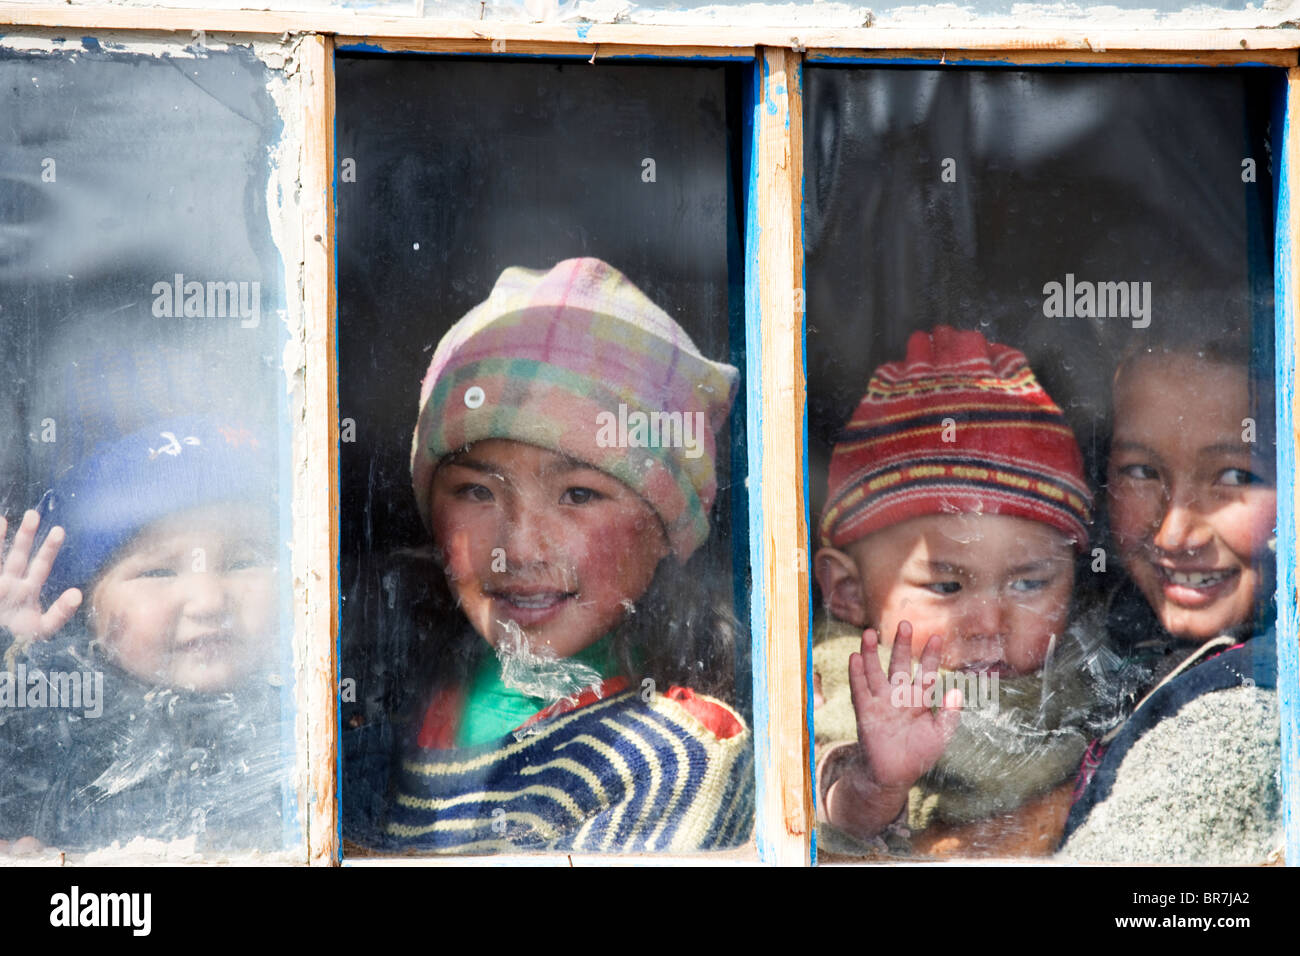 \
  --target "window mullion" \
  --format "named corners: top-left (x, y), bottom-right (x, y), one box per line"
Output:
top-left (749, 45), bottom-right (814, 866)
top-left (301, 32), bottom-right (341, 867)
